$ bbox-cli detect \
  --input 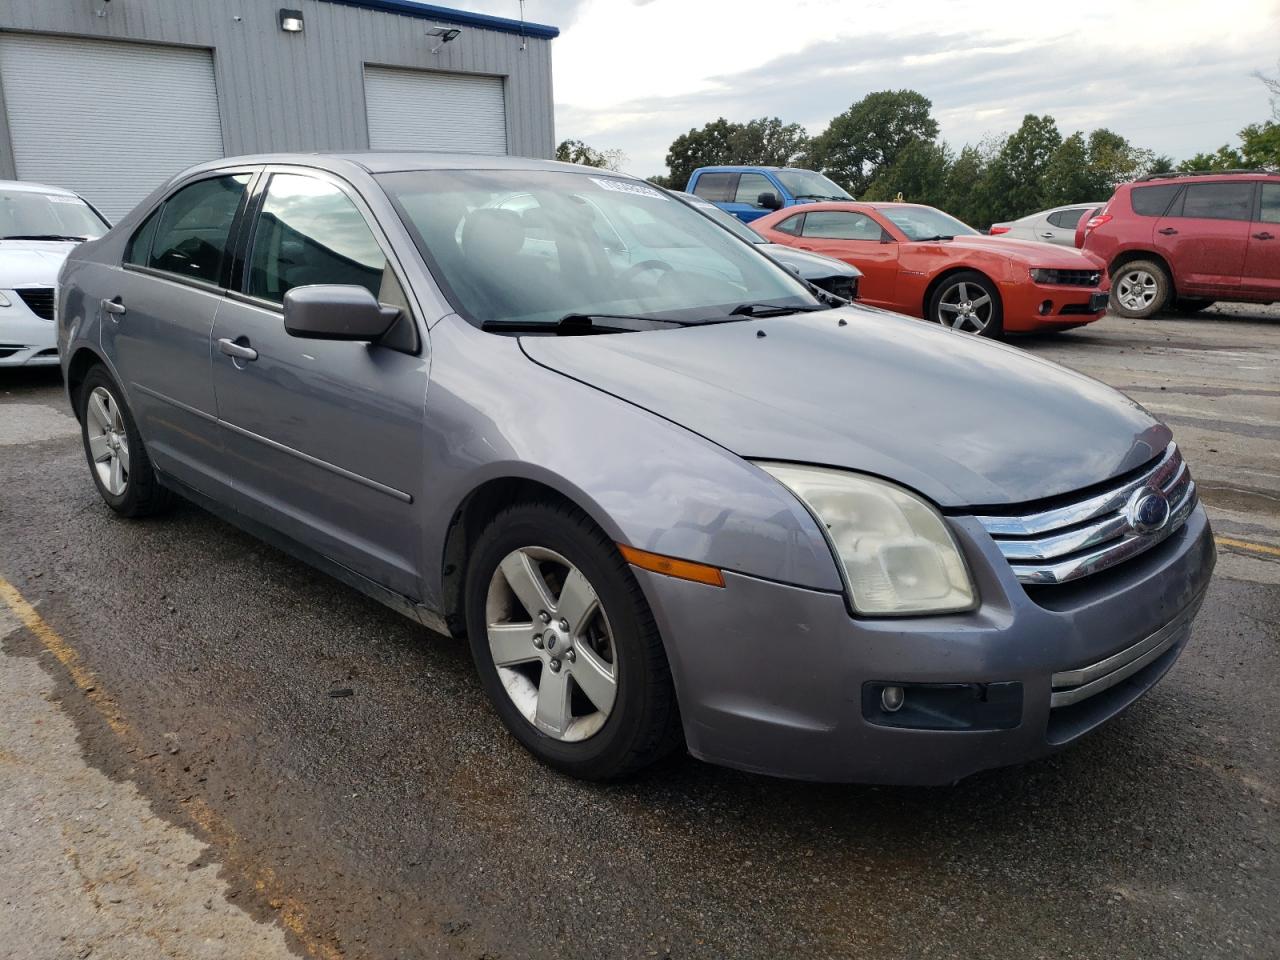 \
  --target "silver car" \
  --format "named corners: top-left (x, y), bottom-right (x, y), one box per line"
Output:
top-left (58, 154), bottom-right (1214, 784)
top-left (990, 202), bottom-right (1103, 246)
